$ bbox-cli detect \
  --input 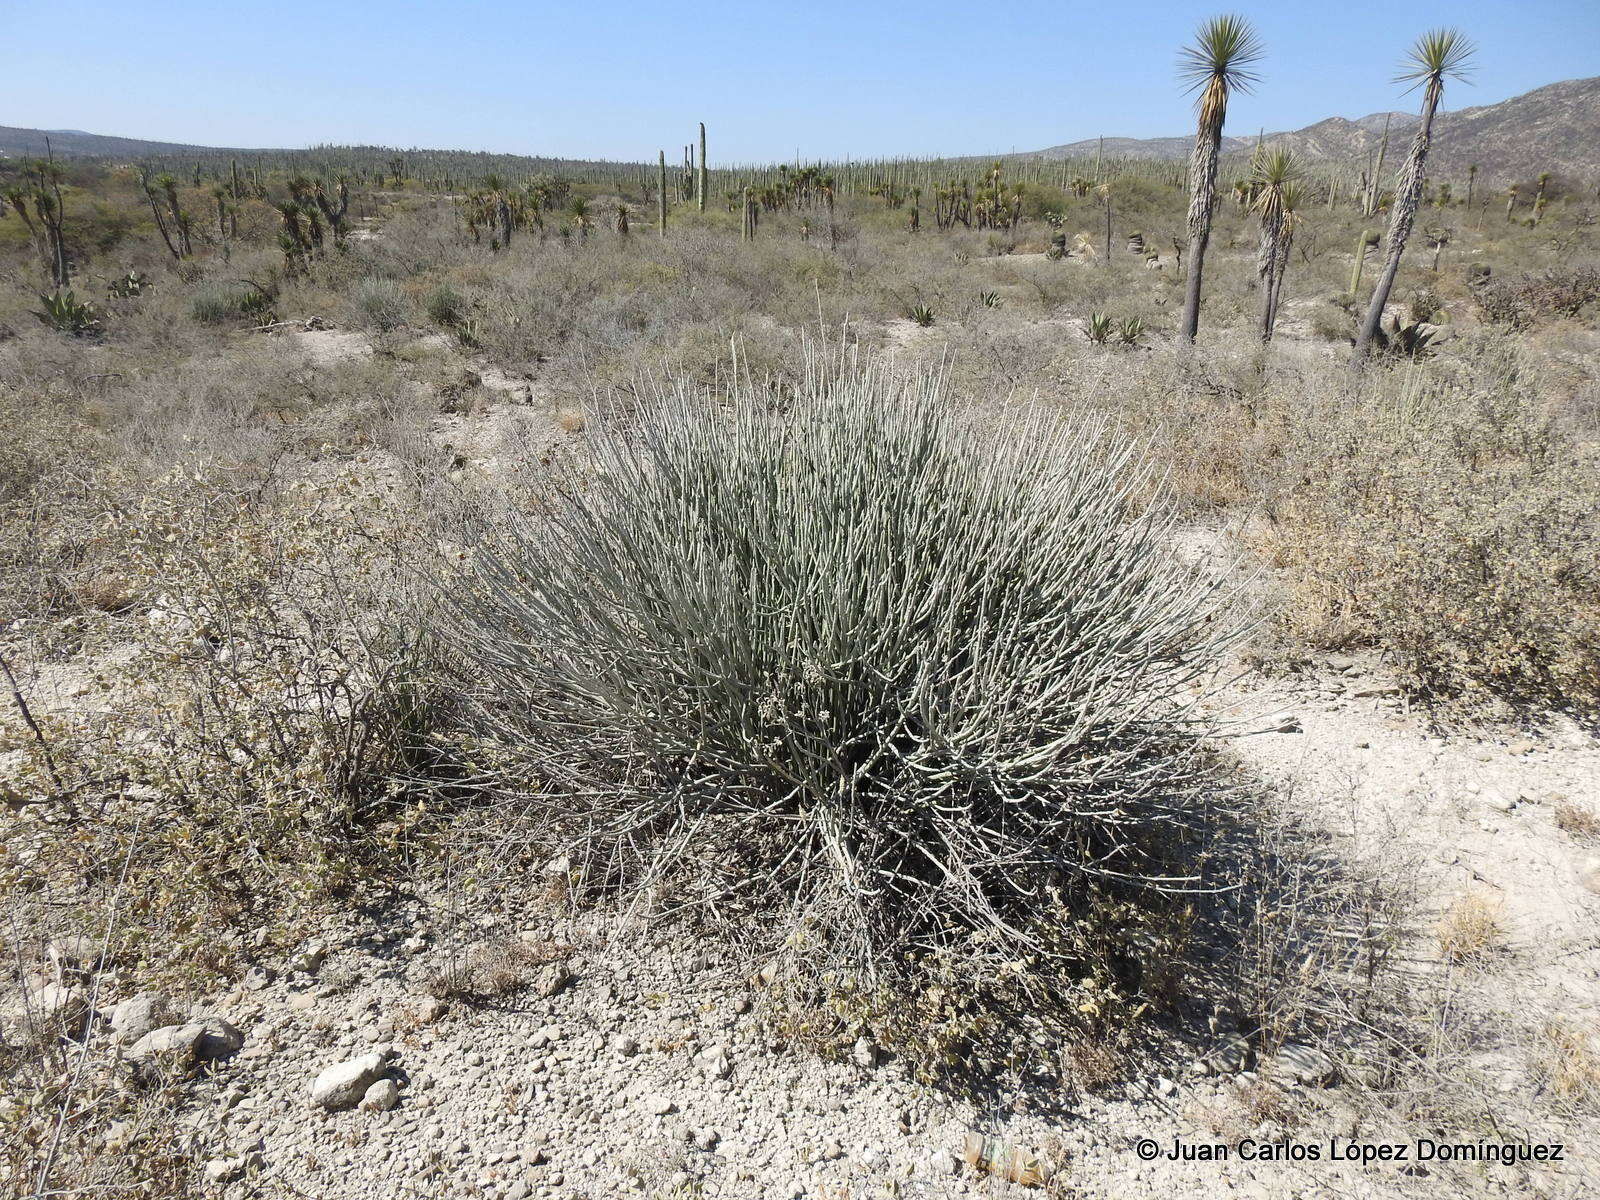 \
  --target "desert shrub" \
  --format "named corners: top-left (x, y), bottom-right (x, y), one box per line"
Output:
top-left (423, 281), bottom-right (467, 327)
top-left (32, 289), bottom-right (101, 336)
top-left (188, 281), bottom-right (271, 325)
top-left (444, 347), bottom-right (1245, 1007)
top-left (1310, 305), bottom-right (1353, 342)
top-left (1408, 286), bottom-right (1444, 325)
top-left (352, 276), bottom-right (410, 331)
top-left (1265, 344), bottom-right (1600, 716)
top-left (0, 476), bottom-right (442, 987)
top-left (1472, 266), bottom-right (1600, 329)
